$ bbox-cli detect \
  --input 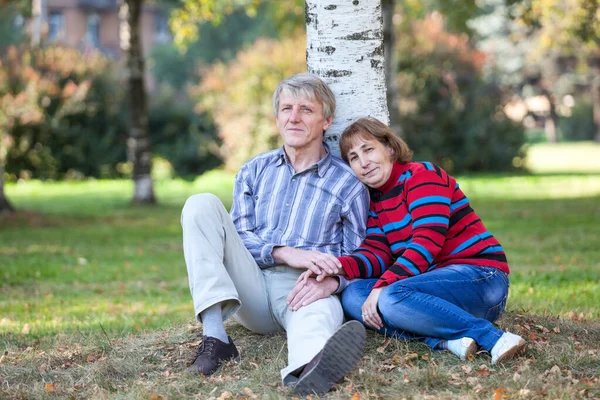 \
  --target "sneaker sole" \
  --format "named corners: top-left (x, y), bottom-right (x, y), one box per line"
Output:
top-left (294, 321), bottom-right (366, 396)
top-left (493, 339), bottom-right (526, 364)
top-left (464, 339), bottom-right (478, 360)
